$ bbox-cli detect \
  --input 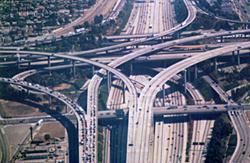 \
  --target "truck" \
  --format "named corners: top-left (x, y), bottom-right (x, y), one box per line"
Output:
top-left (37, 119), bottom-right (44, 126)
